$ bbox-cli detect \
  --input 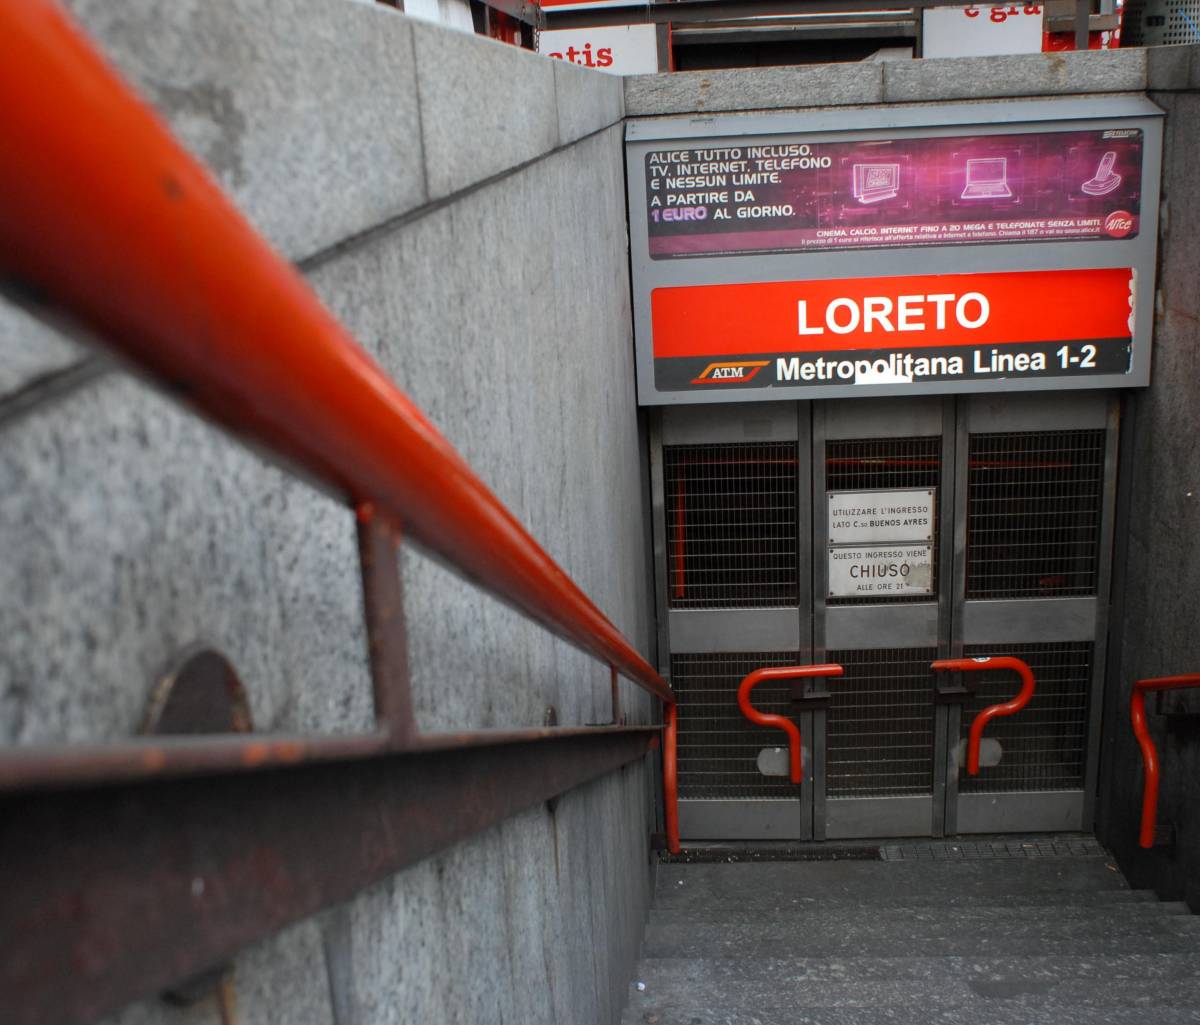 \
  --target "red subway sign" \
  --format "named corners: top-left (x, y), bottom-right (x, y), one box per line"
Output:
top-left (650, 268), bottom-right (1135, 392)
